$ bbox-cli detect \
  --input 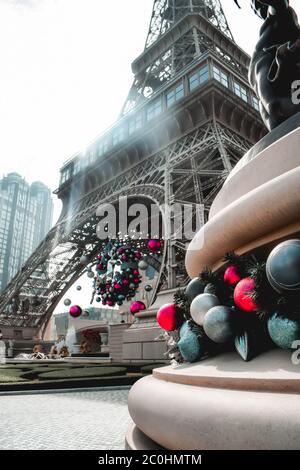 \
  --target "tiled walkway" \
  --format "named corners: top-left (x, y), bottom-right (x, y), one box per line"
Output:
top-left (0, 389), bottom-right (131, 450)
